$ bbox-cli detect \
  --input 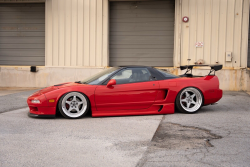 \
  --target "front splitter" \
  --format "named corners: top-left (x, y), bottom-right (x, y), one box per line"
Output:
top-left (28, 112), bottom-right (55, 118)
